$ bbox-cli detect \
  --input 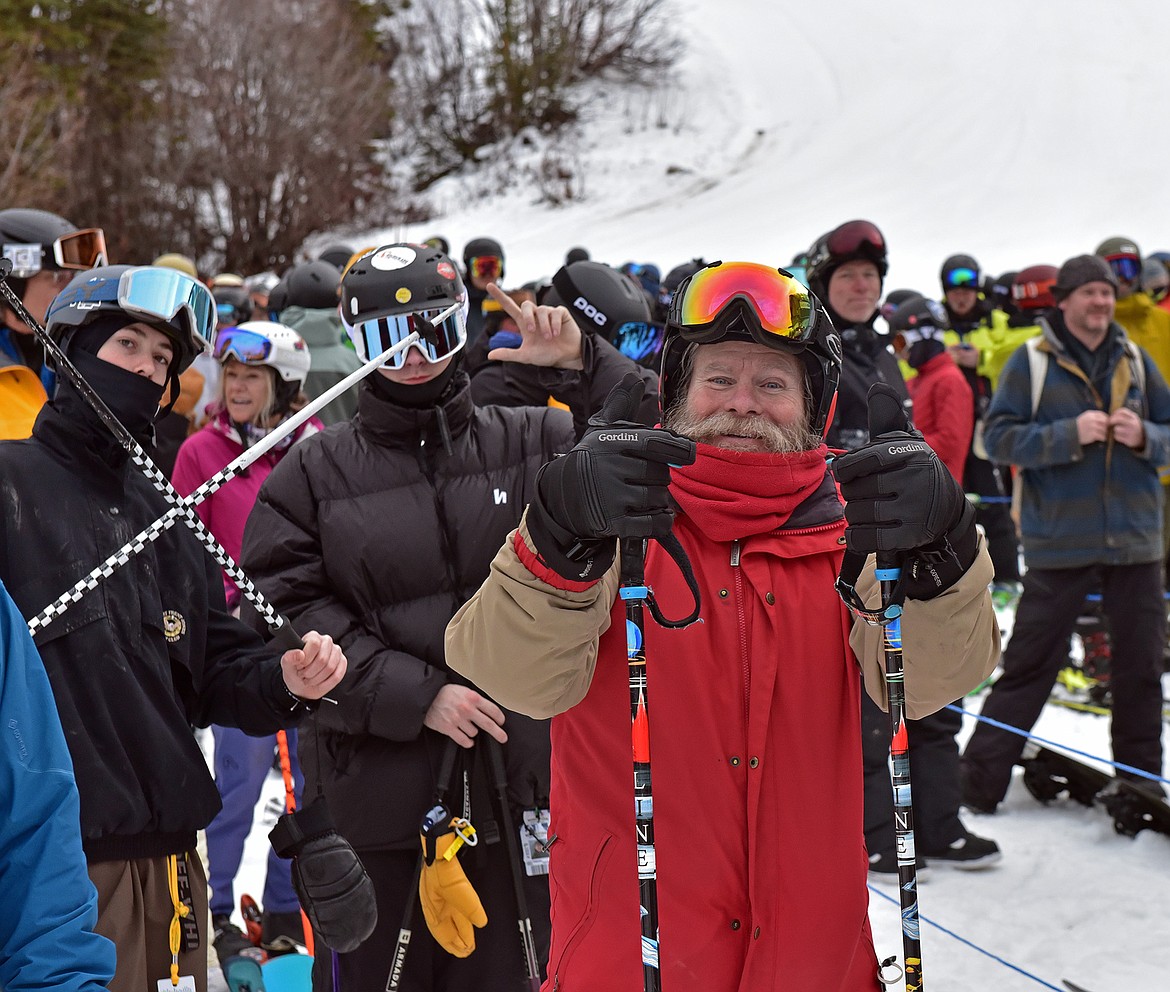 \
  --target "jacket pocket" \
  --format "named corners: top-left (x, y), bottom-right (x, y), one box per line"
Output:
top-left (550, 831), bottom-right (616, 991)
